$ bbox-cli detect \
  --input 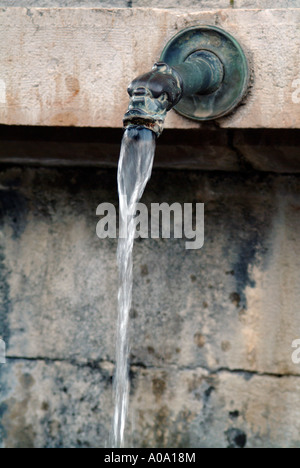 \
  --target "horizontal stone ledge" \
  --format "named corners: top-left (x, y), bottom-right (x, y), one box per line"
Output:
top-left (0, 126), bottom-right (299, 172)
top-left (0, 8), bottom-right (299, 129)
top-left (1, 2), bottom-right (299, 9)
